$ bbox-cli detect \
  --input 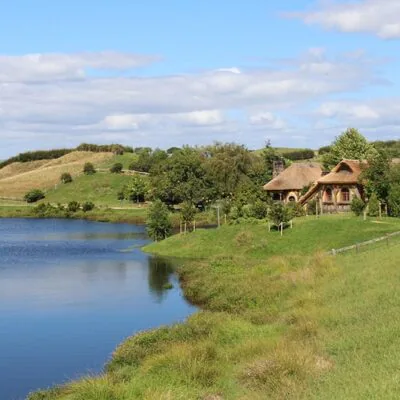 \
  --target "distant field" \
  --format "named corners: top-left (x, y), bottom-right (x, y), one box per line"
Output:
top-left (0, 151), bottom-right (113, 199)
top-left (98, 153), bottom-right (139, 170)
top-left (253, 147), bottom-right (317, 156)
